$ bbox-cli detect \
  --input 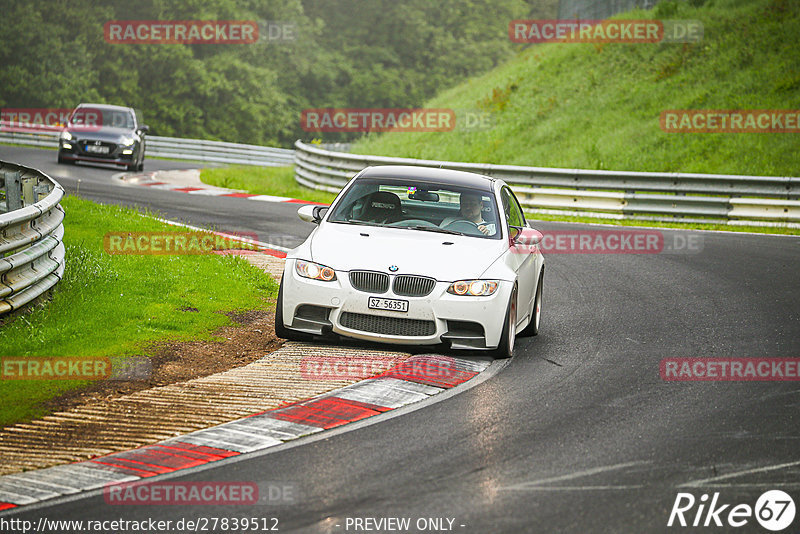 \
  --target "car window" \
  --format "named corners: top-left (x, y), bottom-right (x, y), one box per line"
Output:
top-left (106, 110), bottom-right (134, 129)
top-left (501, 186), bottom-right (525, 228)
top-left (69, 108), bottom-right (100, 126)
top-left (327, 178), bottom-right (500, 239)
